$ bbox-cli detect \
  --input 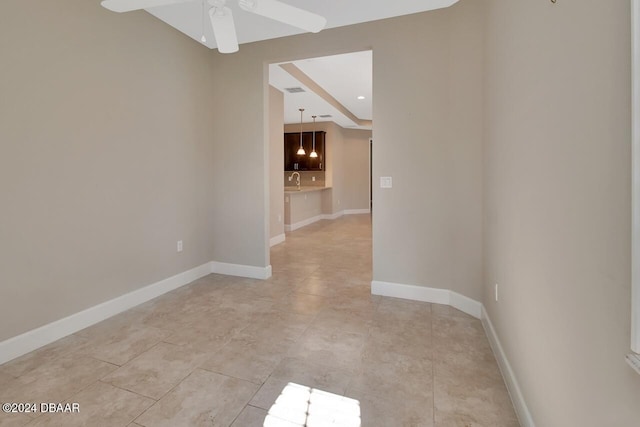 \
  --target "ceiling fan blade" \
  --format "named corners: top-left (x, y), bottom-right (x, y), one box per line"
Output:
top-left (238, 0), bottom-right (326, 33)
top-left (209, 6), bottom-right (239, 53)
top-left (101, 0), bottom-right (193, 13)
